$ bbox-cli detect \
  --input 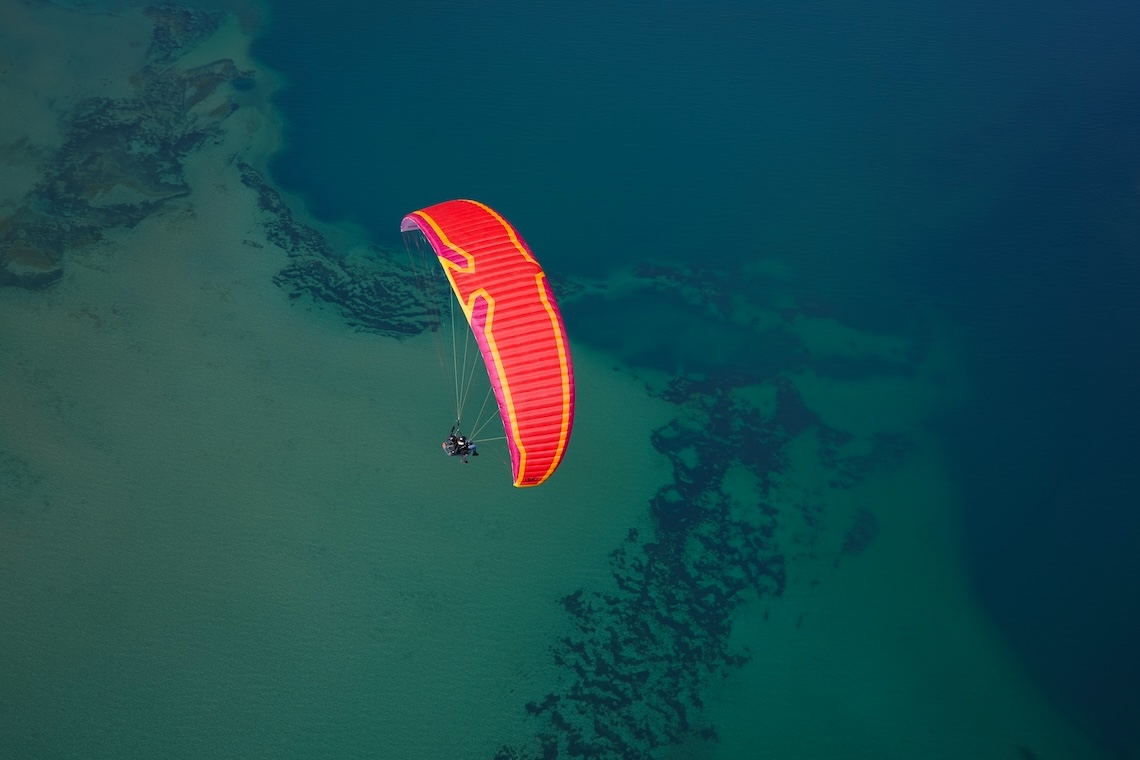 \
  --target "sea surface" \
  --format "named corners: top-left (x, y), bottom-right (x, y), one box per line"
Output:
top-left (2, 0), bottom-right (1139, 758)
top-left (253, 0), bottom-right (1140, 755)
